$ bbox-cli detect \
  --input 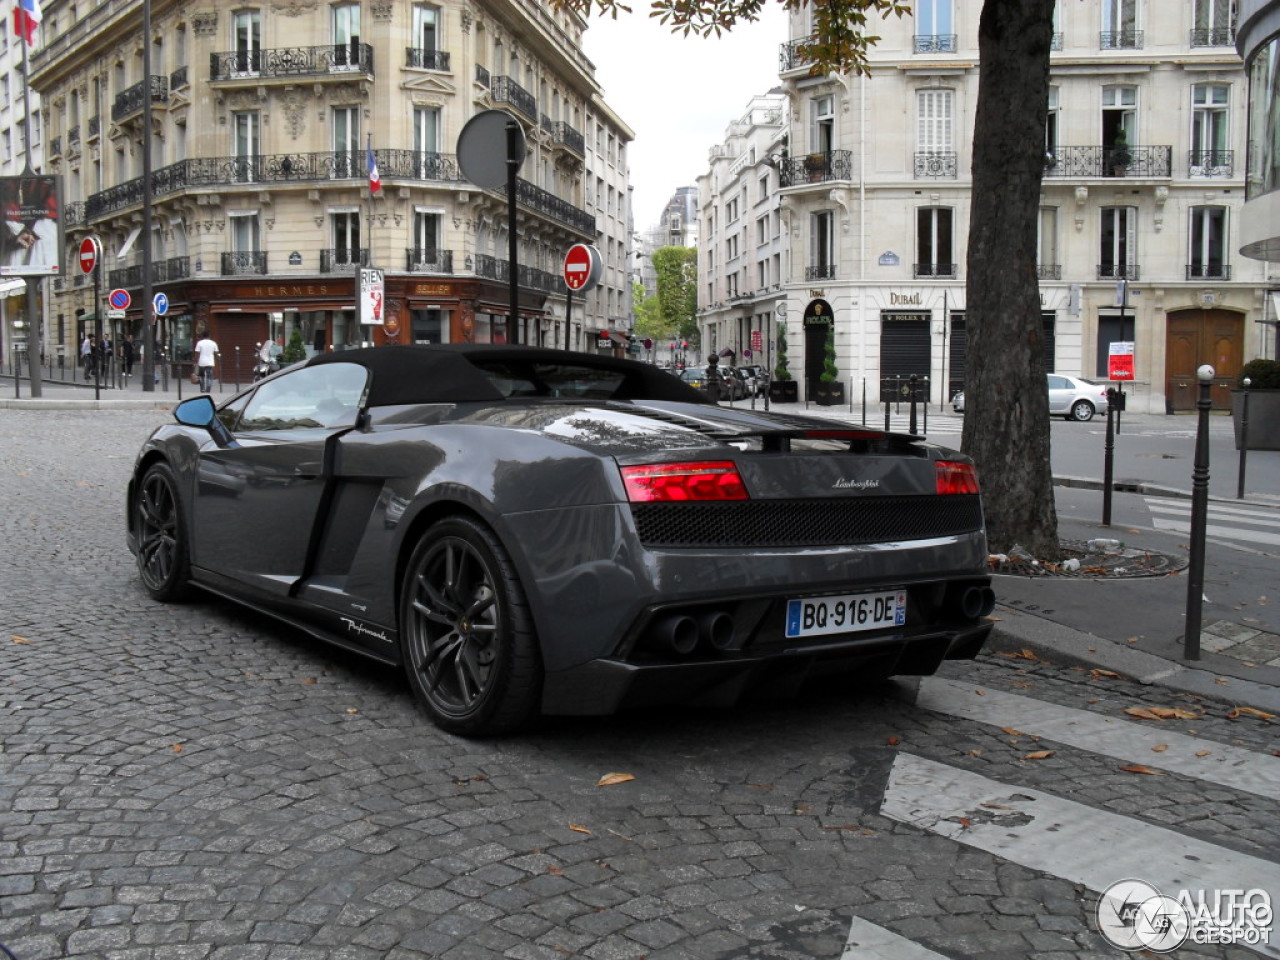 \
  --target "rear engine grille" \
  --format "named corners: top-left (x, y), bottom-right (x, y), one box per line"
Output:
top-left (630, 494), bottom-right (983, 548)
